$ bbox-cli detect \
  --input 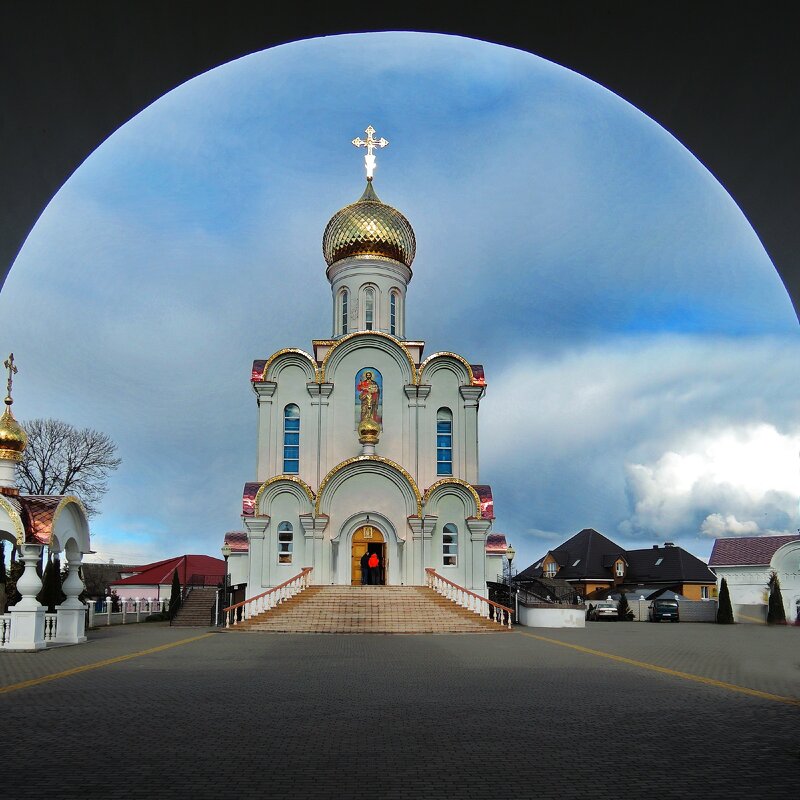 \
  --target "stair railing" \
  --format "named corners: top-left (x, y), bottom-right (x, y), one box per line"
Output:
top-left (222, 567), bottom-right (313, 628)
top-left (425, 568), bottom-right (513, 629)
